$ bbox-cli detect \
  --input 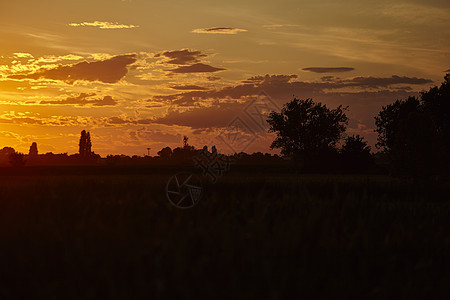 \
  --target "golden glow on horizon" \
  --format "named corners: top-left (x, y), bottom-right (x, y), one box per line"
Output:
top-left (0, 0), bottom-right (448, 155)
